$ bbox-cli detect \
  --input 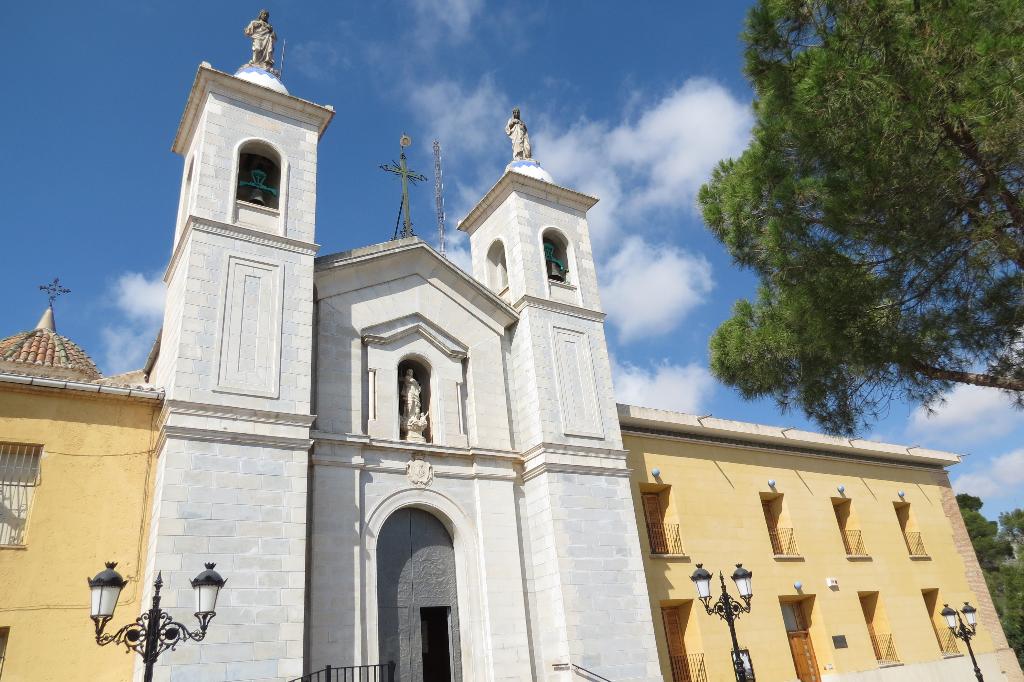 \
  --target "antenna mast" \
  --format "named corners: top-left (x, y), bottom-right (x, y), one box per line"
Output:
top-left (433, 139), bottom-right (447, 257)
